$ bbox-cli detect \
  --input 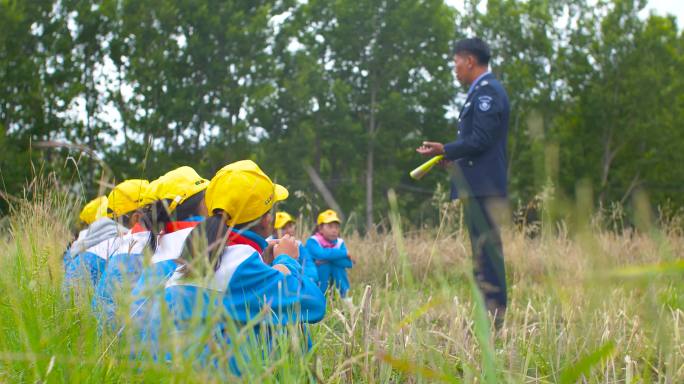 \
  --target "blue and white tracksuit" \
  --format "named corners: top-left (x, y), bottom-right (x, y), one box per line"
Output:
top-left (305, 236), bottom-right (352, 297)
top-left (266, 236), bottom-right (319, 284)
top-left (163, 228), bottom-right (326, 373)
top-left (93, 224), bottom-right (150, 329)
top-left (129, 217), bottom-right (203, 356)
top-left (64, 238), bottom-right (114, 291)
top-left (265, 235), bottom-right (320, 353)
top-left (63, 218), bottom-right (126, 293)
